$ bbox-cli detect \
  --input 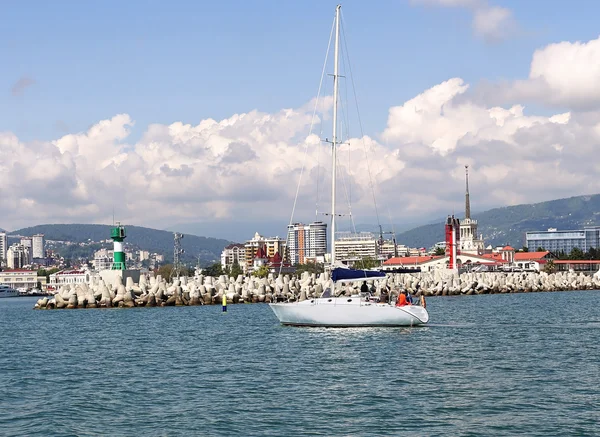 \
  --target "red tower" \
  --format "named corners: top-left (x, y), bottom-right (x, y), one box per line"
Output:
top-left (445, 215), bottom-right (461, 270)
